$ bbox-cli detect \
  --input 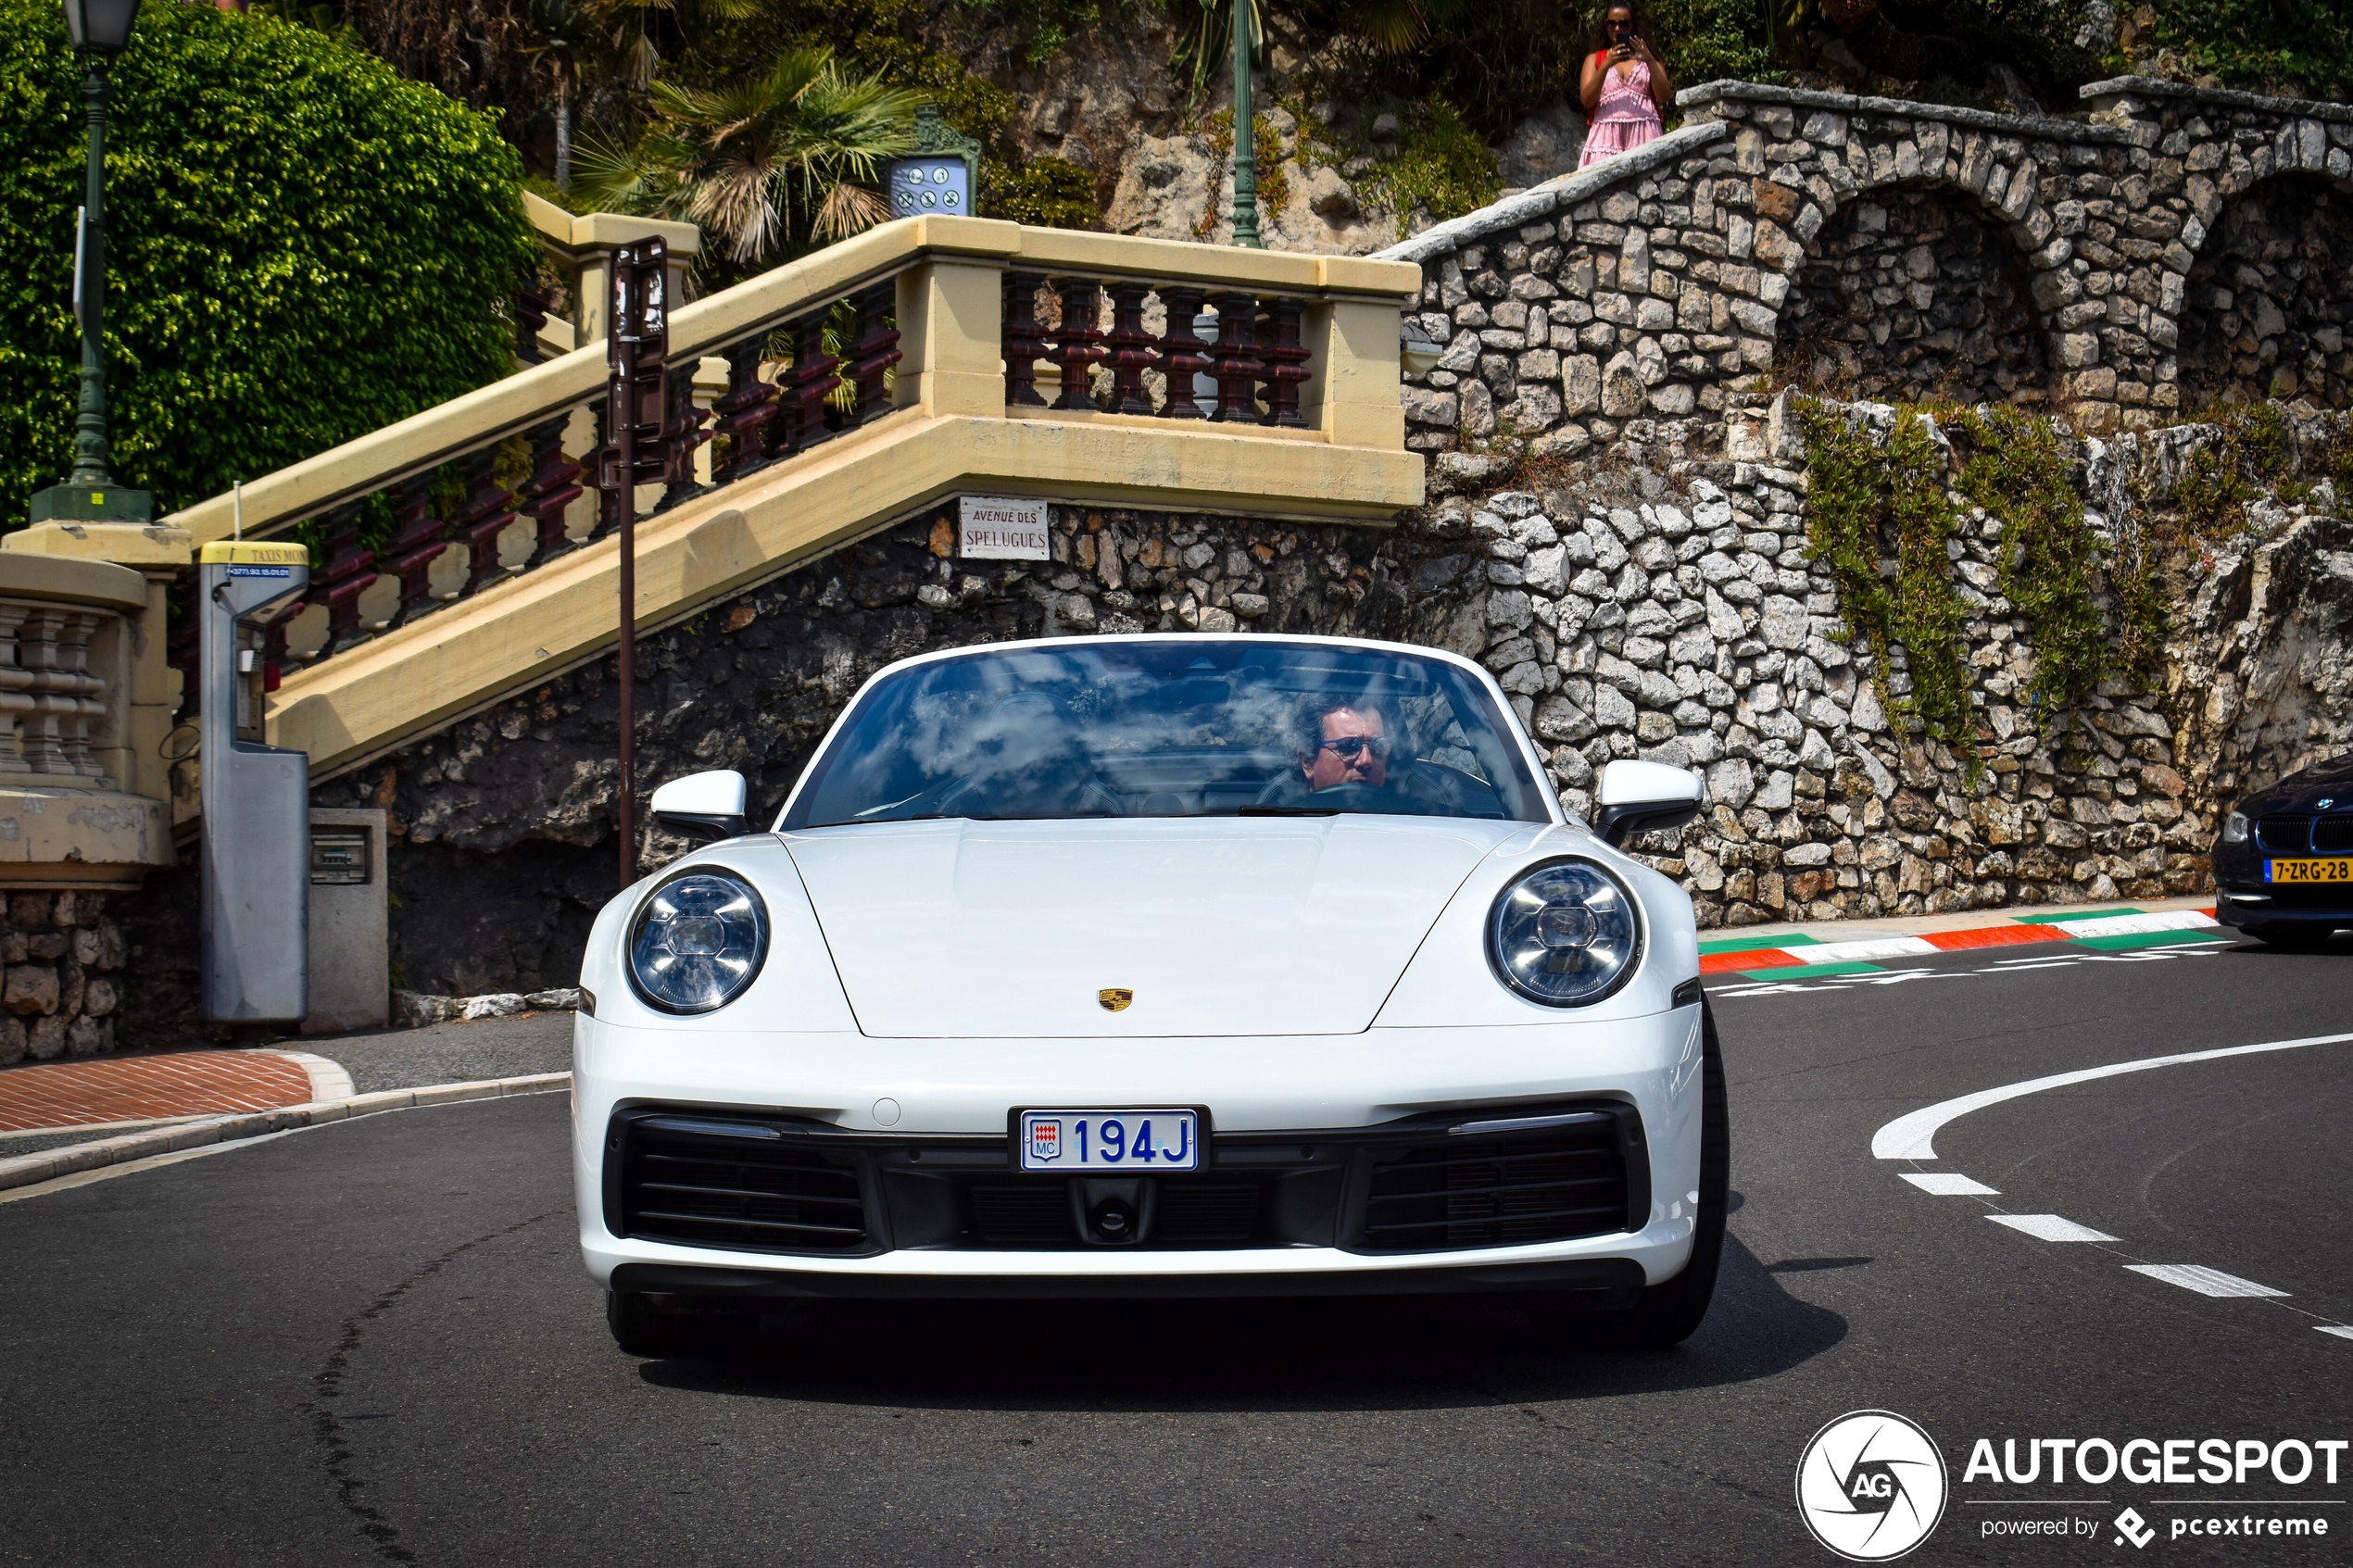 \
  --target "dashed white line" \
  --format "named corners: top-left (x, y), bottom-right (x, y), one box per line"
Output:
top-left (1902, 1173), bottom-right (2000, 1195)
top-left (2318, 1326), bottom-right (2353, 1342)
top-left (1989, 1213), bottom-right (2120, 1242)
top-left (2125, 1264), bottom-right (2290, 1298)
